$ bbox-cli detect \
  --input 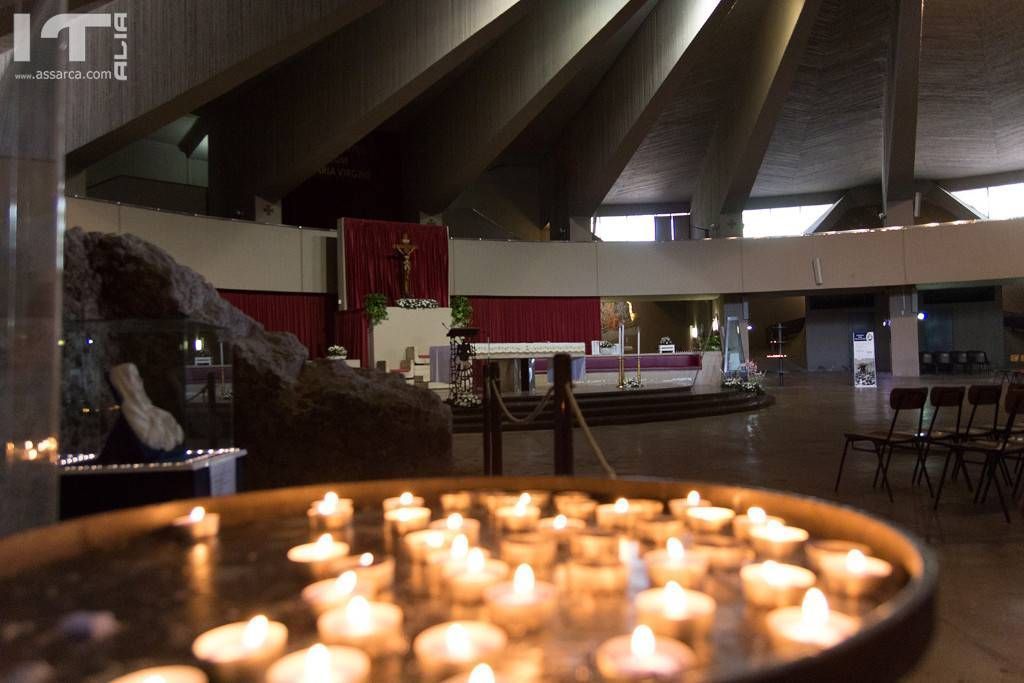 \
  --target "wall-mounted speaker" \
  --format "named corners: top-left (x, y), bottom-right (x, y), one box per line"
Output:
top-left (812, 257), bottom-right (823, 285)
